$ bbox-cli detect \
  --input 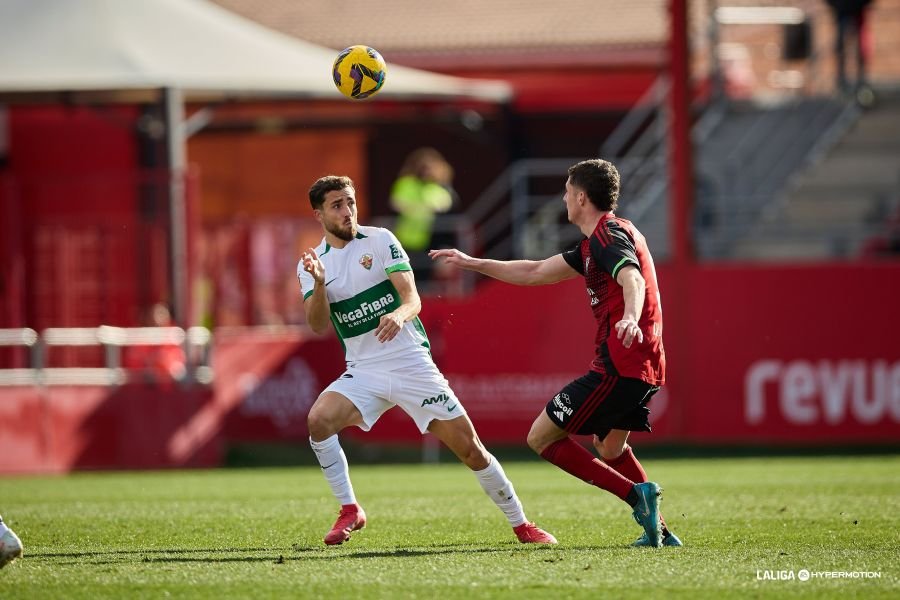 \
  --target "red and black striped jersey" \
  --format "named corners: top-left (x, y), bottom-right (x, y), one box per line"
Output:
top-left (562, 213), bottom-right (665, 385)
